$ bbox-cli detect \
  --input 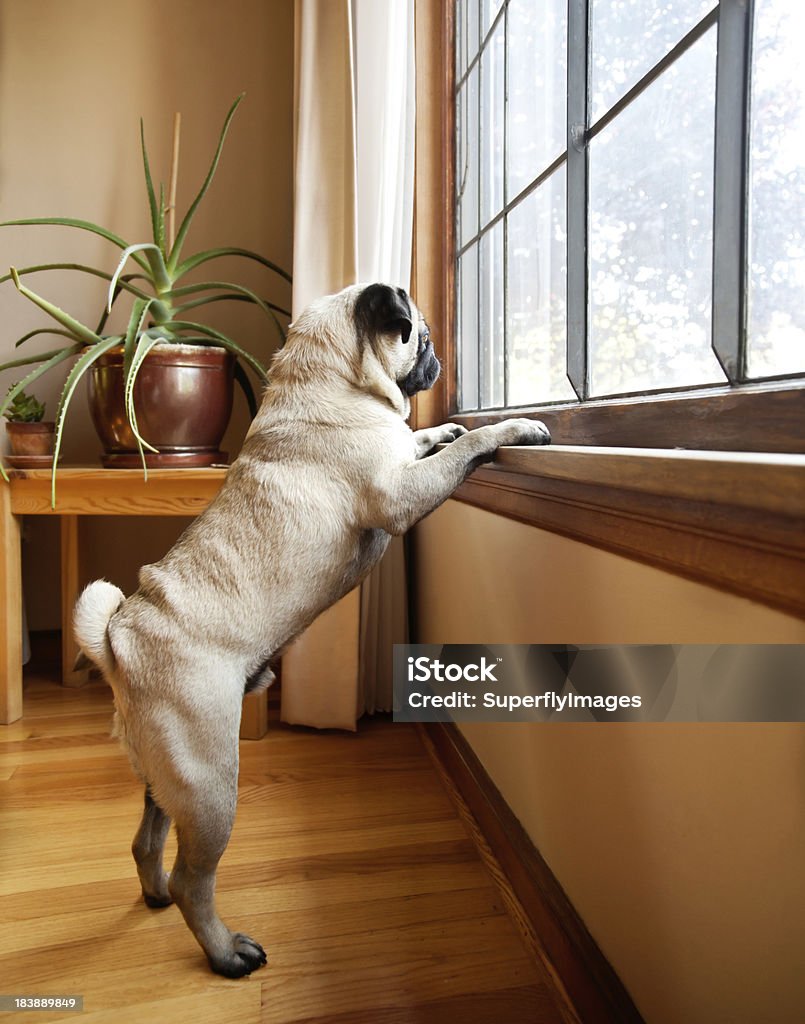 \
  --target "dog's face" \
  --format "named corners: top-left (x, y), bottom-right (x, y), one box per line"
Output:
top-left (266, 283), bottom-right (441, 416)
top-left (353, 283), bottom-right (440, 397)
